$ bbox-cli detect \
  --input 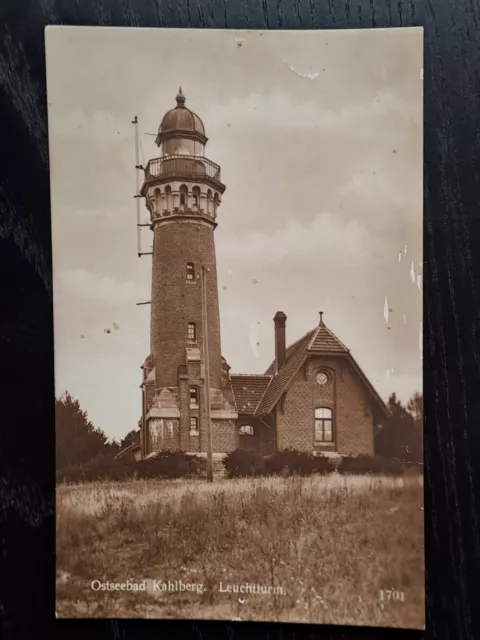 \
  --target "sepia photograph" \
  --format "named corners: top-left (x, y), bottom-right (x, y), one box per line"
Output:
top-left (47, 26), bottom-right (424, 628)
